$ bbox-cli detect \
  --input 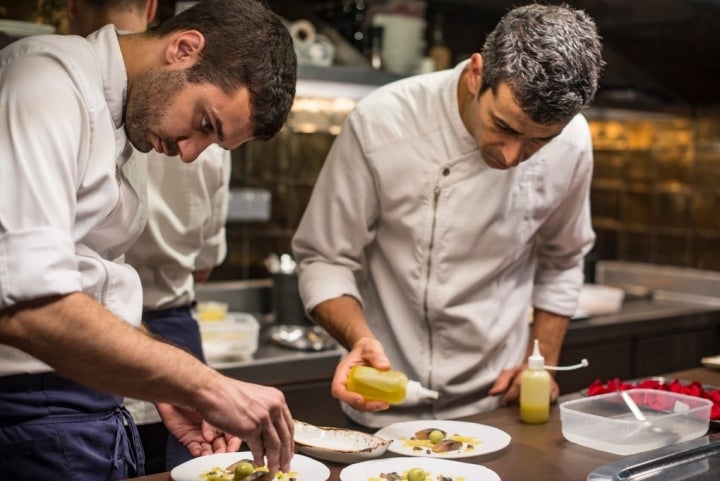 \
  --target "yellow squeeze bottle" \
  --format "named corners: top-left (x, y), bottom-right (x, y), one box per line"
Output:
top-left (347, 365), bottom-right (439, 404)
top-left (520, 339), bottom-right (552, 424)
